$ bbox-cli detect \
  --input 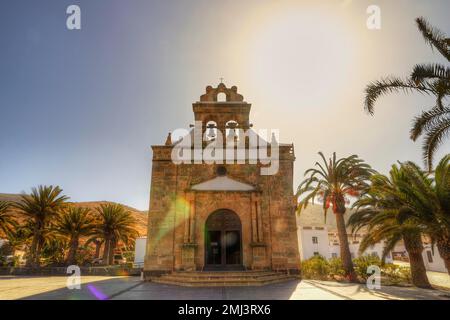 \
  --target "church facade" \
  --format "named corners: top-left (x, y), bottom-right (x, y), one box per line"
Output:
top-left (144, 83), bottom-right (300, 277)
